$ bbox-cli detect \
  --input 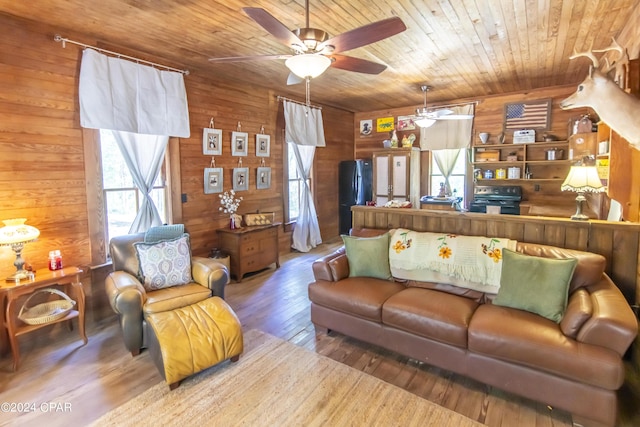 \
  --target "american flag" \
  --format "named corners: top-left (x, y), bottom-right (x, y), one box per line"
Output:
top-left (504, 100), bottom-right (550, 130)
